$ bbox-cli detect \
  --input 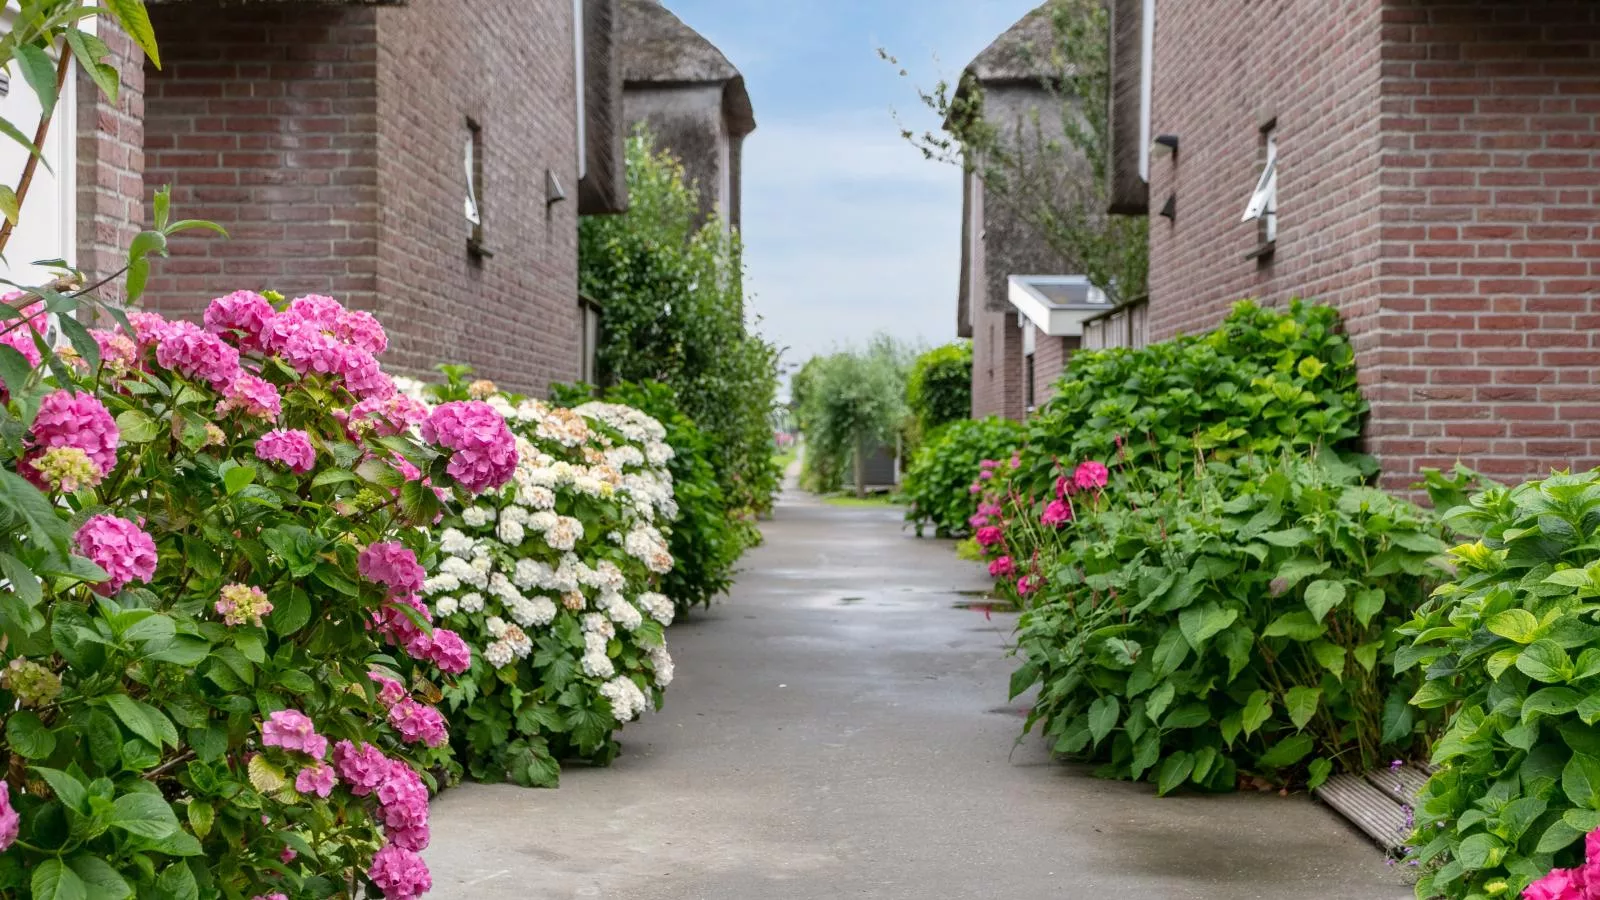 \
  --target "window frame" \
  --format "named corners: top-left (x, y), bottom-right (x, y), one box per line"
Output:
top-left (465, 118), bottom-right (490, 260)
top-left (1242, 121), bottom-right (1278, 260)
